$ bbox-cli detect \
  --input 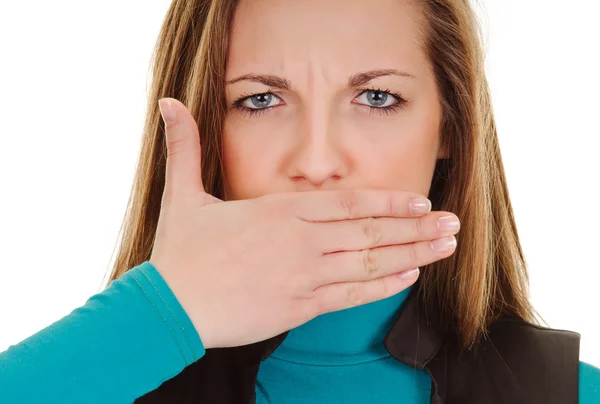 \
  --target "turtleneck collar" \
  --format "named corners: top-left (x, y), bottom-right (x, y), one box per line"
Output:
top-left (268, 286), bottom-right (414, 365)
